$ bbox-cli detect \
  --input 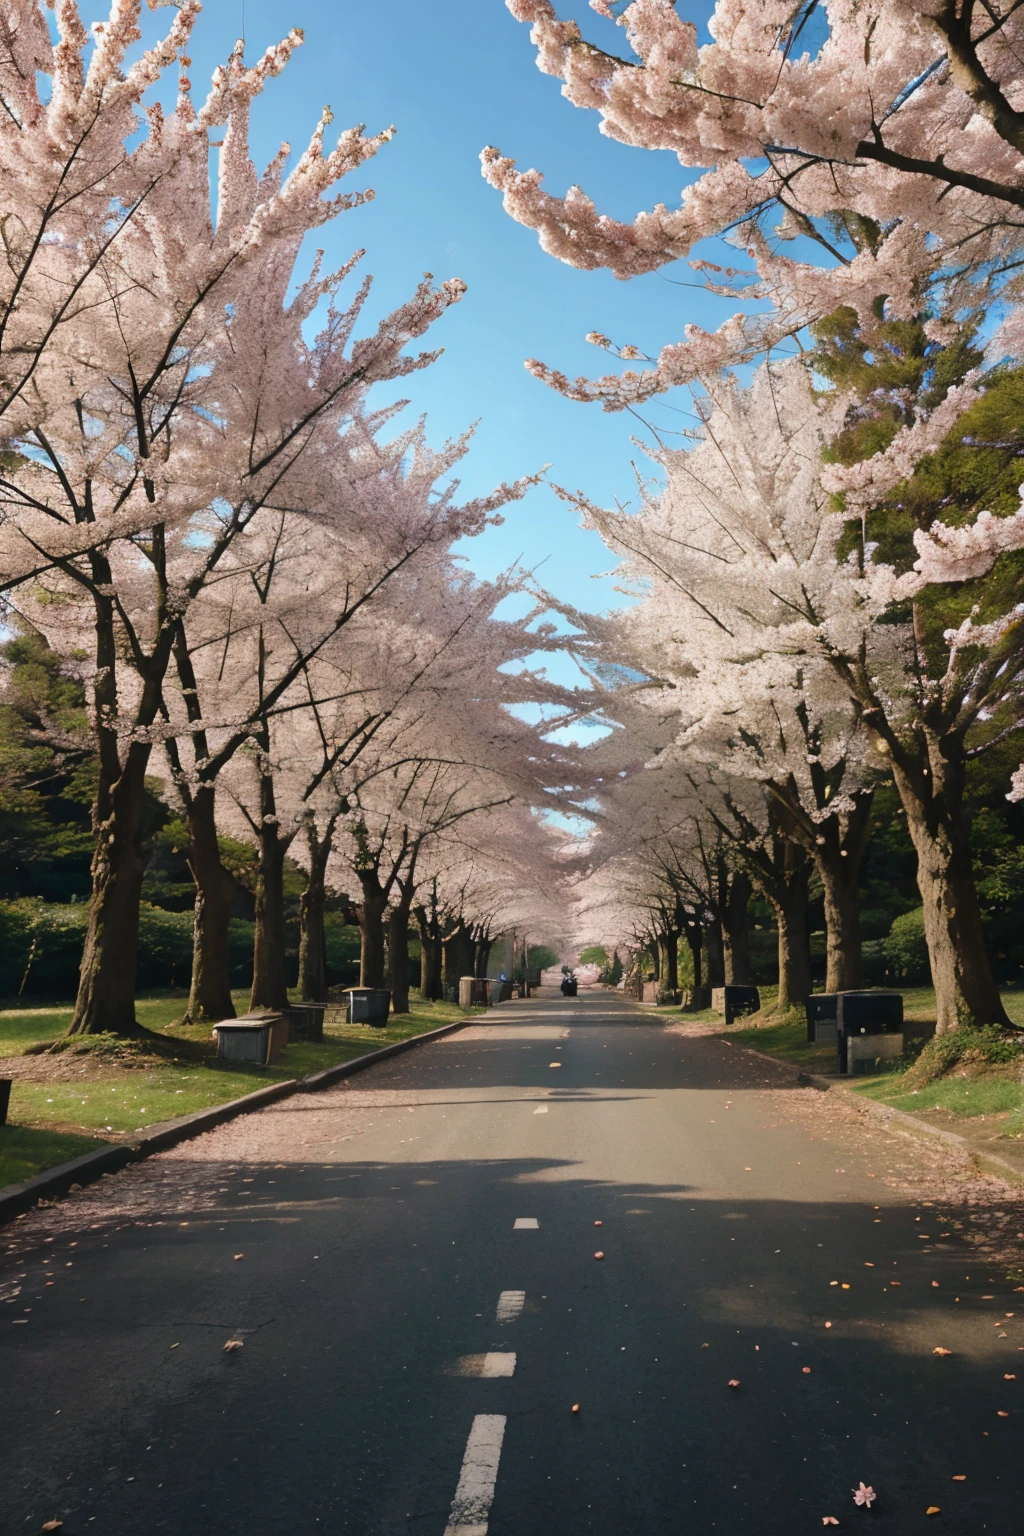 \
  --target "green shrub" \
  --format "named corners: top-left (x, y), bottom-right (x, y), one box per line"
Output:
top-left (902, 1024), bottom-right (1024, 1088)
top-left (603, 950), bottom-right (623, 986)
top-left (134, 905), bottom-right (194, 988)
top-left (883, 907), bottom-right (931, 982)
top-left (0, 899), bottom-right (88, 996)
top-left (228, 919), bottom-right (256, 985)
top-left (0, 899), bottom-right (257, 998)
top-left (324, 914), bottom-right (360, 986)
